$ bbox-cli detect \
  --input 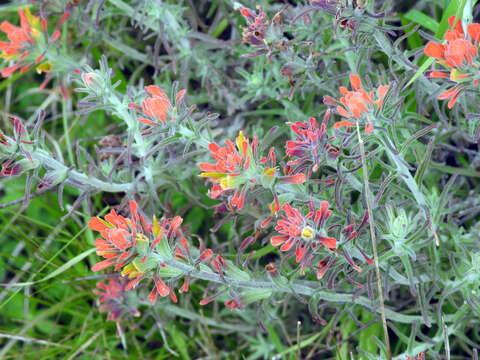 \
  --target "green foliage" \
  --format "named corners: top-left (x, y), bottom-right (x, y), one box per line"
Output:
top-left (1, 0), bottom-right (480, 359)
